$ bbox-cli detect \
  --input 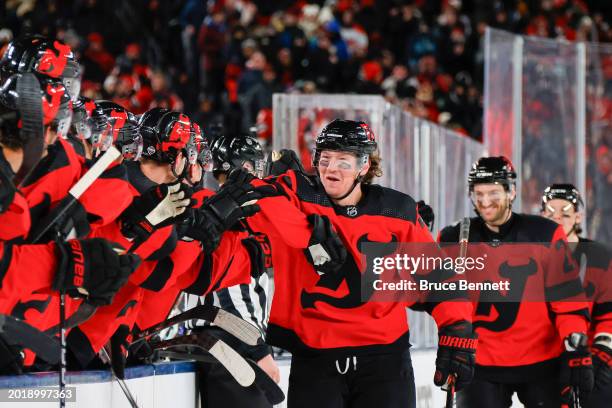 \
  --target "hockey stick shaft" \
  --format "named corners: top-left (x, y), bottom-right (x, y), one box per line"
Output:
top-left (99, 347), bottom-right (140, 408)
top-left (444, 374), bottom-right (455, 408)
top-left (59, 293), bottom-right (66, 408)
